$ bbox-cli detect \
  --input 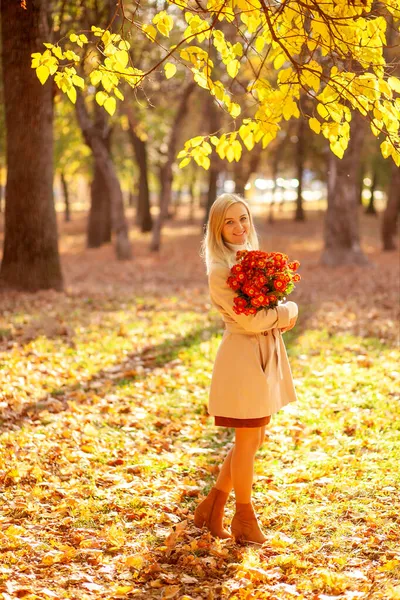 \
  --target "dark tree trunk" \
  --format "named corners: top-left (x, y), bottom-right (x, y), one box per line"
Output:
top-left (295, 117), bottom-right (306, 221)
top-left (60, 171), bottom-right (71, 222)
top-left (85, 104), bottom-right (112, 247)
top-left (205, 168), bottom-right (218, 225)
top-left (382, 163), bottom-right (400, 251)
top-left (75, 93), bottom-right (131, 259)
top-left (126, 114), bottom-right (152, 233)
top-left (151, 82), bottom-right (195, 252)
top-left (88, 163), bottom-right (112, 246)
top-left (203, 96), bottom-right (222, 229)
top-left (0, 0), bottom-right (63, 292)
top-left (321, 112), bottom-right (369, 266)
top-left (365, 170), bottom-right (377, 215)
top-left (0, 183), bottom-right (3, 214)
